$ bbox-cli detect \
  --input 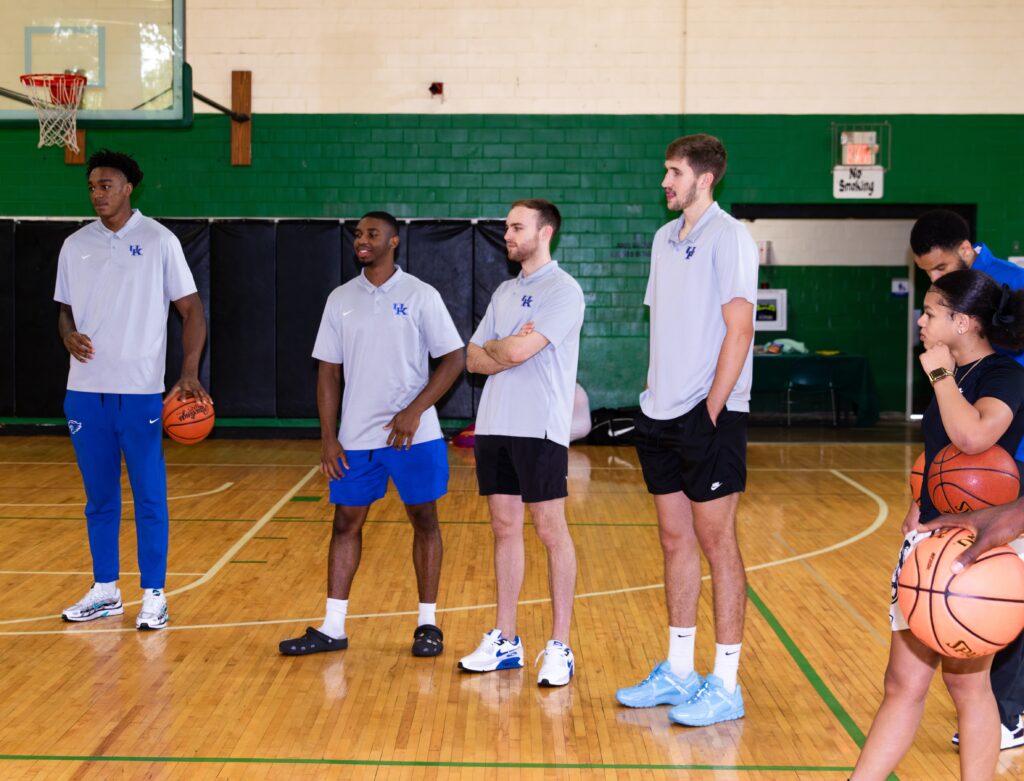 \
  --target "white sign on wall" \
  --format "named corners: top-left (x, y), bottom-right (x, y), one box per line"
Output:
top-left (833, 166), bottom-right (884, 199)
